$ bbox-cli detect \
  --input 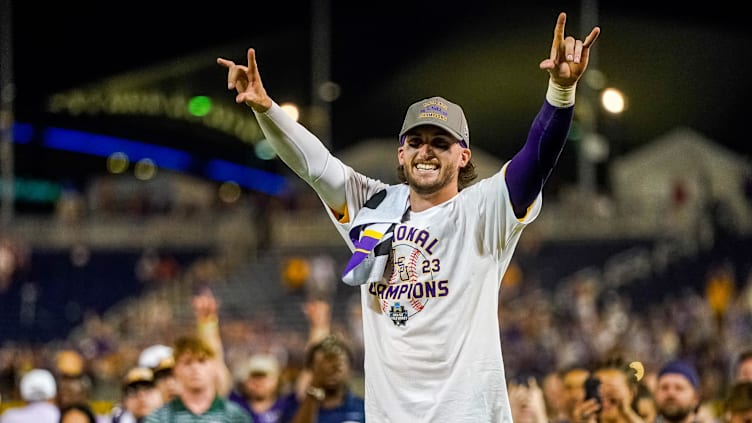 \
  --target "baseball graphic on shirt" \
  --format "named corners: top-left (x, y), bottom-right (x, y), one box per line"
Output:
top-left (380, 243), bottom-right (439, 325)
